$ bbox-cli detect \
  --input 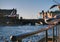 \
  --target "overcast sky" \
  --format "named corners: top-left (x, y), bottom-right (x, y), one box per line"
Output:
top-left (0, 0), bottom-right (60, 19)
